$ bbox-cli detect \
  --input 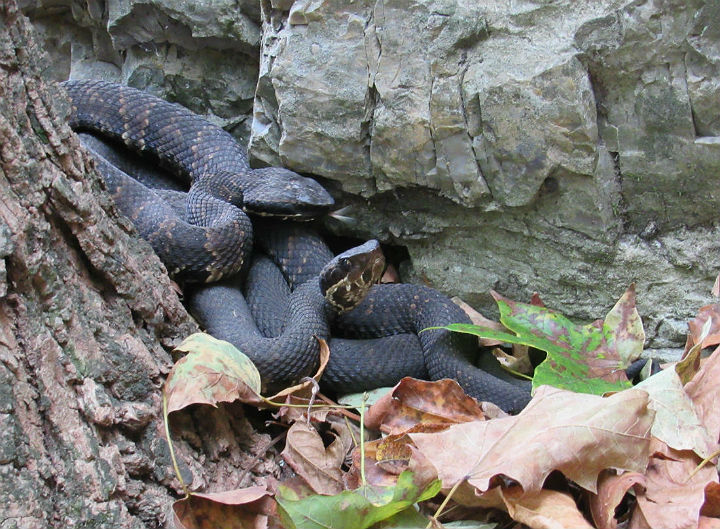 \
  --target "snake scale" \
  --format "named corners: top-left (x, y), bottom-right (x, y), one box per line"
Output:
top-left (64, 80), bottom-right (531, 413)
